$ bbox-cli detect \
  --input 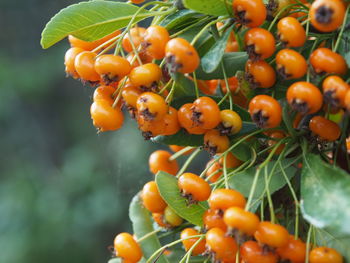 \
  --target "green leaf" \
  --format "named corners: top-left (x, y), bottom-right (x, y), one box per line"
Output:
top-left (172, 73), bottom-right (196, 98)
top-left (129, 194), bottom-right (169, 263)
top-left (229, 158), bottom-right (298, 209)
top-left (301, 154), bottom-right (350, 235)
top-left (315, 228), bottom-right (350, 262)
top-left (183, 0), bottom-right (232, 16)
top-left (41, 1), bottom-right (144, 49)
top-left (345, 52), bottom-right (350, 68)
top-left (230, 142), bottom-right (251, 161)
top-left (160, 10), bottom-right (203, 30)
top-left (196, 52), bottom-right (248, 80)
top-left (155, 172), bottom-right (208, 226)
top-left (201, 27), bottom-right (233, 73)
top-left (166, 249), bottom-right (207, 262)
